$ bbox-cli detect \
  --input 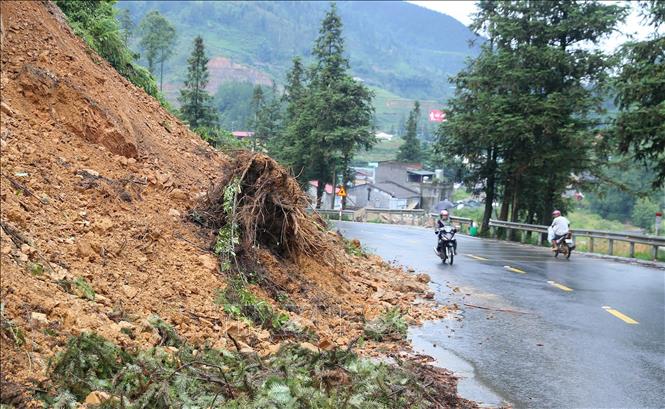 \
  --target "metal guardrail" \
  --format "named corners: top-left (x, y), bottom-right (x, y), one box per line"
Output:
top-left (489, 219), bottom-right (664, 260)
top-left (309, 207), bottom-right (476, 232)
